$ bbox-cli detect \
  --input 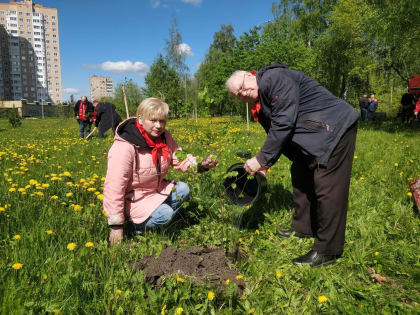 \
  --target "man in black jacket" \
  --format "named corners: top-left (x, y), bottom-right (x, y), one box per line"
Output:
top-left (92, 101), bottom-right (122, 138)
top-left (74, 96), bottom-right (94, 138)
top-left (226, 63), bottom-right (359, 267)
top-left (359, 93), bottom-right (369, 121)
